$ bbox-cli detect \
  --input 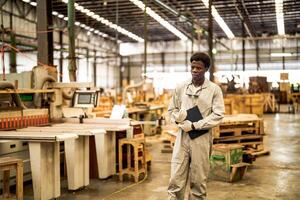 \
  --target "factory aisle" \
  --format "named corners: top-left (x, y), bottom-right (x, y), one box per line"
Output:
top-left (23, 114), bottom-right (300, 200)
